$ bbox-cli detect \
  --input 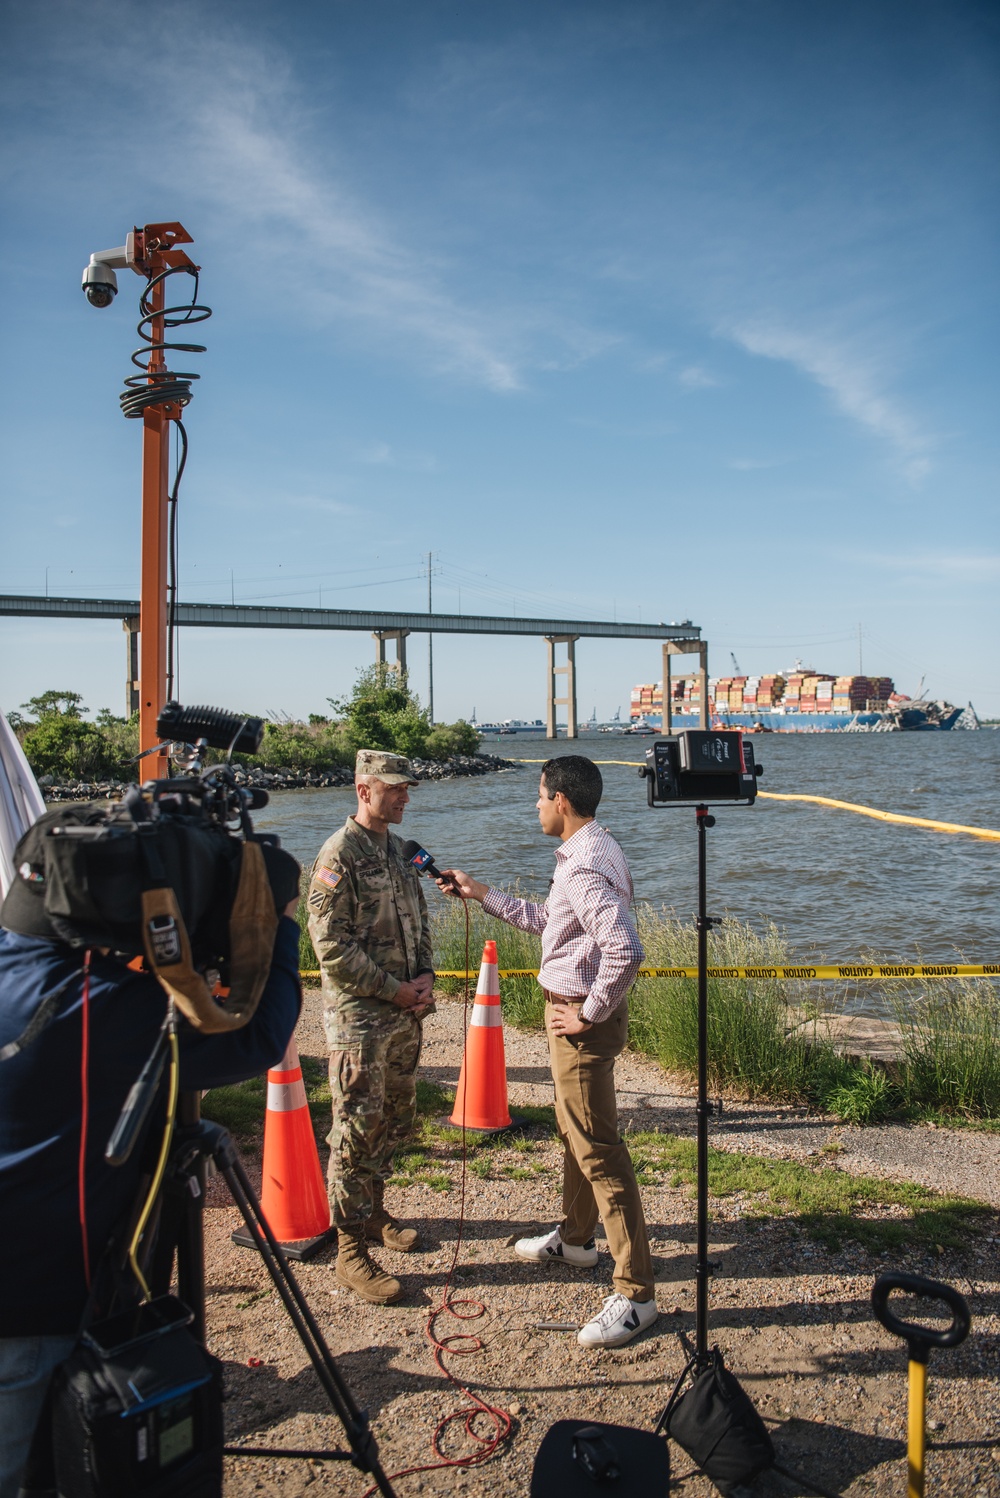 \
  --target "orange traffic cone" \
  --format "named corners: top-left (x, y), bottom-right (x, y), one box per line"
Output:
top-left (232, 1038), bottom-right (336, 1261)
top-left (449, 940), bottom-right (513, 1132)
